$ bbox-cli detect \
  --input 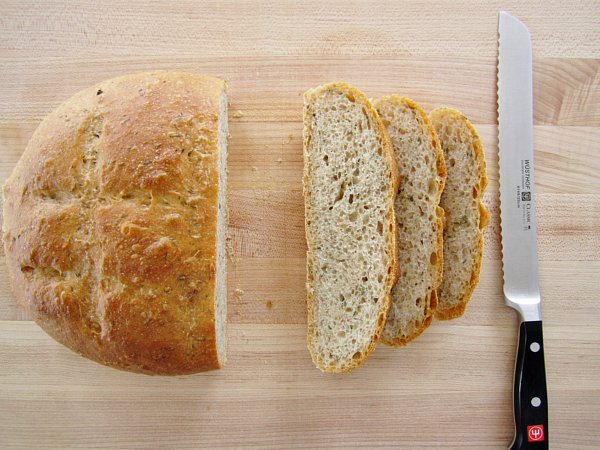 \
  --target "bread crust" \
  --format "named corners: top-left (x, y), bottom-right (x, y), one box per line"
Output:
top-left (374, 96), bottom-right (446, 346)
top-left (429, 107), bottom-right (488, 320)
top-left (2, 71), bottom-right (227, 375)
top-left (303, 82), bottom-right (399, 372)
